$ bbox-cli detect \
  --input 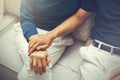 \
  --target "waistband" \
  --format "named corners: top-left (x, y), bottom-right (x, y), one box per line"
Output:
top-left (93, 40), bottom-right (120, 55)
